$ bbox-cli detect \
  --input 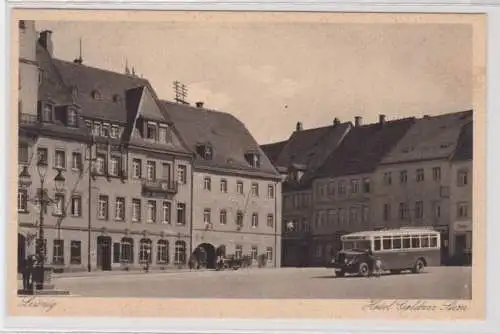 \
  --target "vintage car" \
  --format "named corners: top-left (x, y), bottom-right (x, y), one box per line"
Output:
top-left (329, 249), bottom-right (373, 277)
